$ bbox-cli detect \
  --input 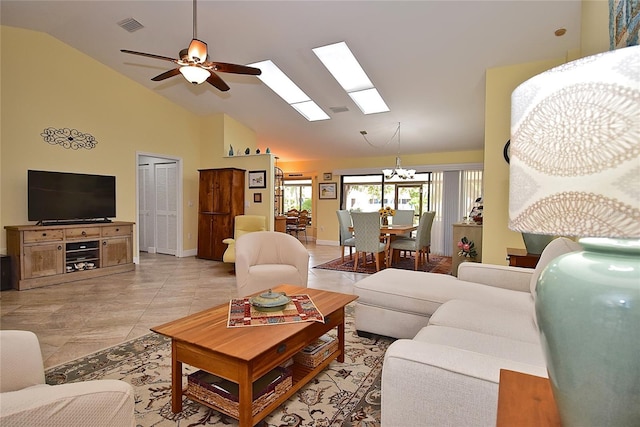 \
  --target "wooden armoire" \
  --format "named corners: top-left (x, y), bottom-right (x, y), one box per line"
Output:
top-left (197, 168), bottom-right (245, 260)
